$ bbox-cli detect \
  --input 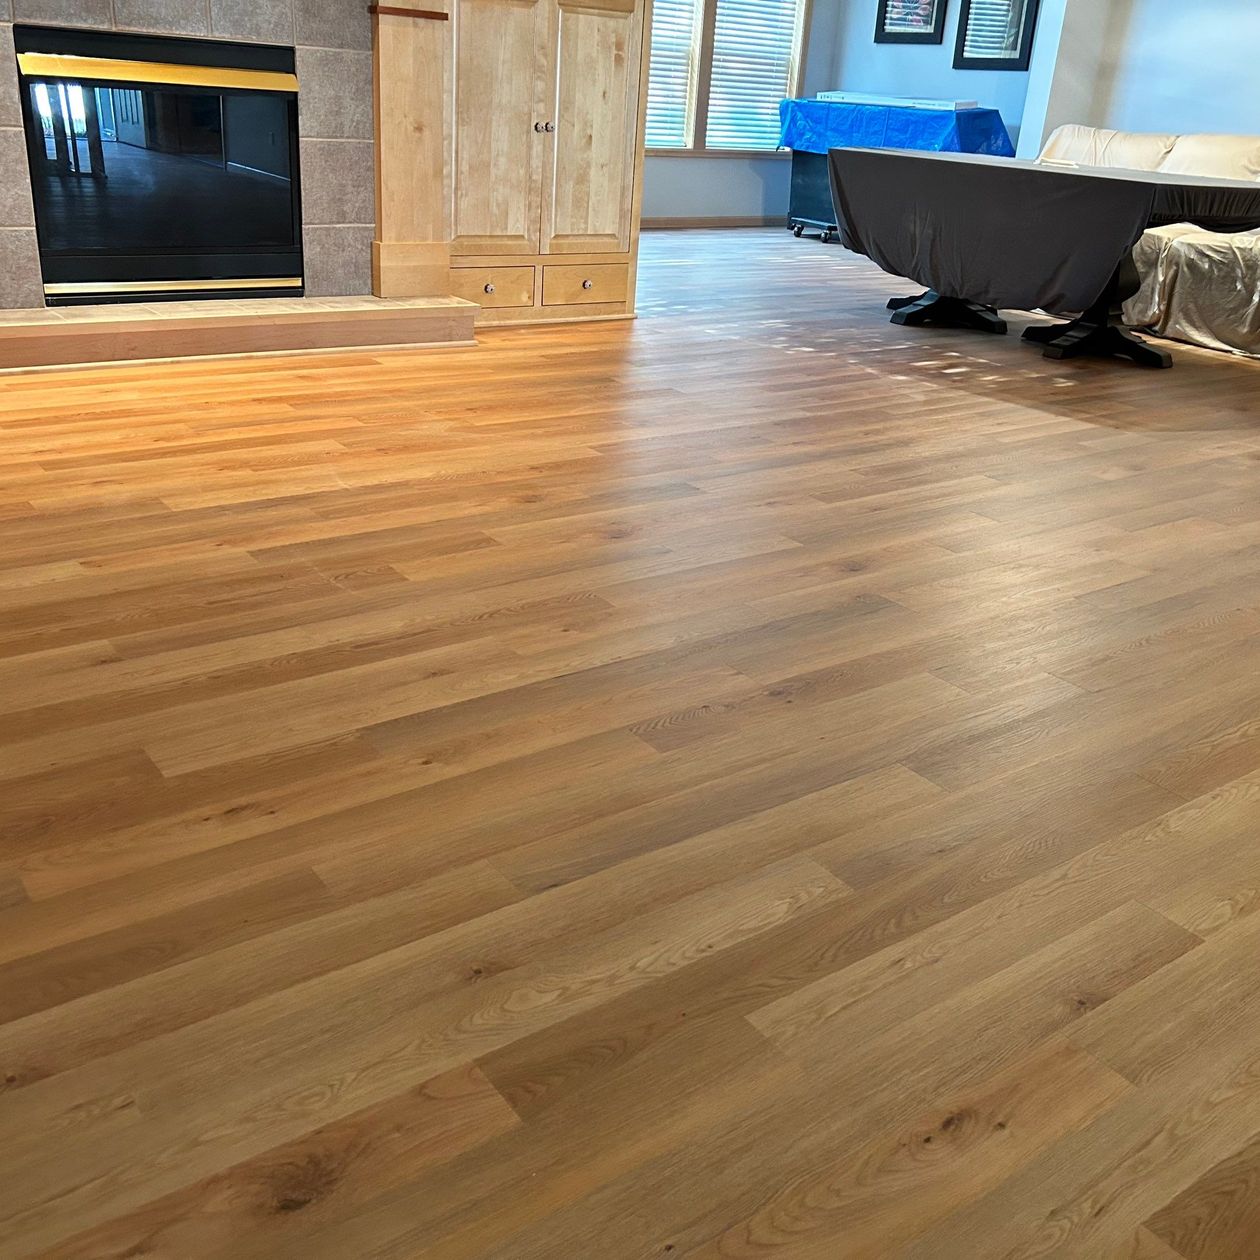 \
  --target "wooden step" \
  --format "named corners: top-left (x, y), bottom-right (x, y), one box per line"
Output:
top-left (0, 295), bottom-right (478, 371)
